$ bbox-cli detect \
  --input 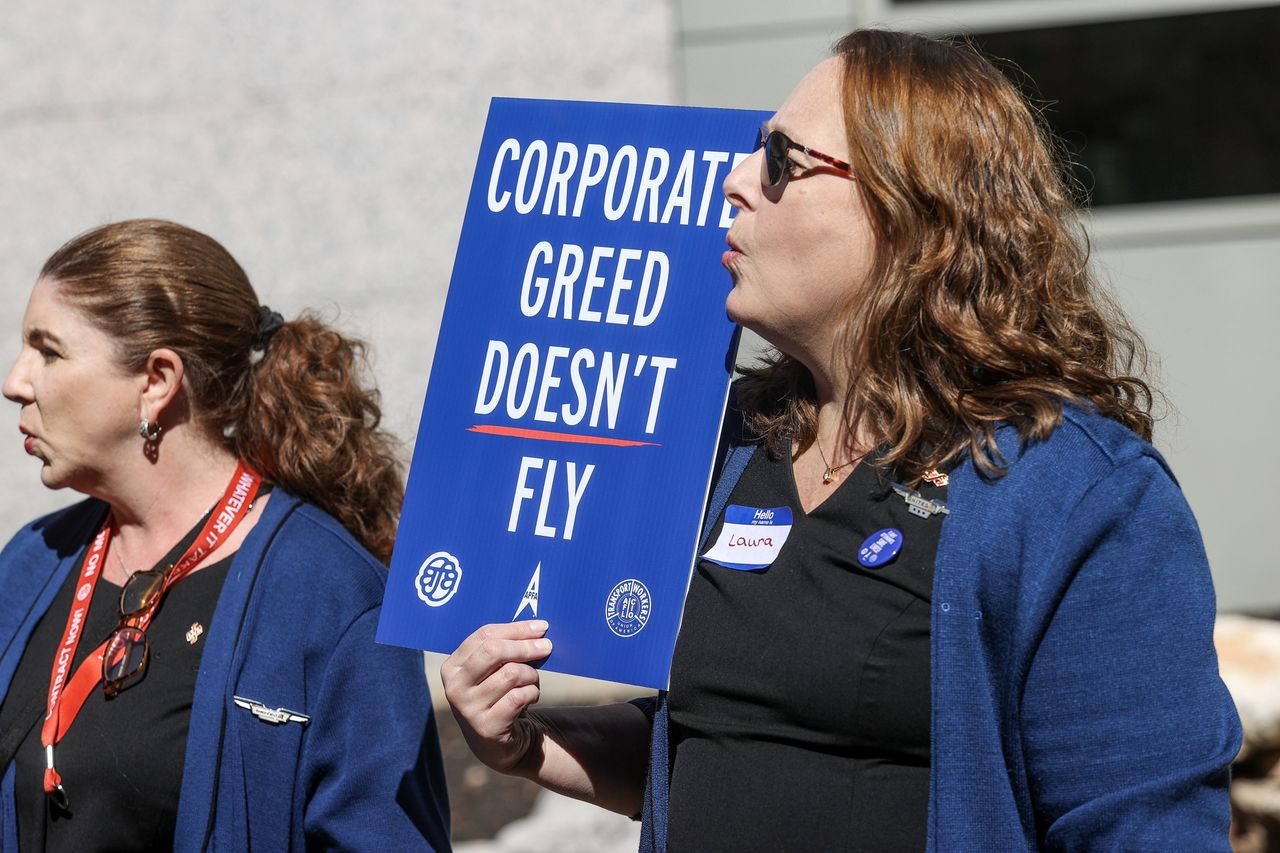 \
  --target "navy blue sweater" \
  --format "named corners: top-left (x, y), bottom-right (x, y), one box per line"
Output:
top-left (0, 491), bottom-right (451, 852)
top-left (641, 406), bottom-right (1241, 851)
